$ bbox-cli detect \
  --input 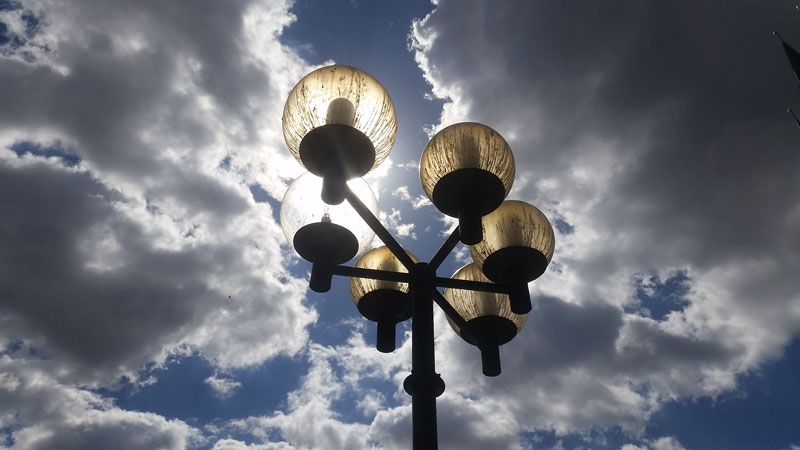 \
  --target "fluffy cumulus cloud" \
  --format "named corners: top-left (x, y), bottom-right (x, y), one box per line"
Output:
top-left (4, 0), bottom-right (800, 448)
top-left (209, 325), bottom-right (532, 450)
top-left (0, 0), bottom-right (318, 446)
top-left (213, 330), bottom-right (402, 450)
top-left (379, 208), bottom-right (417, 240)
top-left (621, 436), bottom-right (686, 450)
top-left (409, 0), bottom-right (800, 443)
top-left (205, 374), bottom-right (243, 399)
top-left (0, 357), bottom-right (201, 450)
